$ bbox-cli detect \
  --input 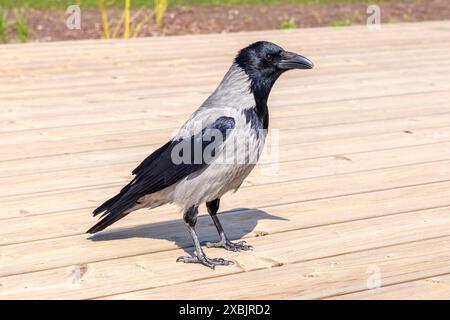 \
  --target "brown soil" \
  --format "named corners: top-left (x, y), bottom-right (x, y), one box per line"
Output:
top-left (5, 0), bottom-right (450, 42)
